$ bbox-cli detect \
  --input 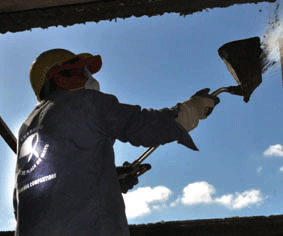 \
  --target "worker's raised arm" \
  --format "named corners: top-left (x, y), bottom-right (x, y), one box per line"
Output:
top-left (84, 89), bottom-right (218, 151)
